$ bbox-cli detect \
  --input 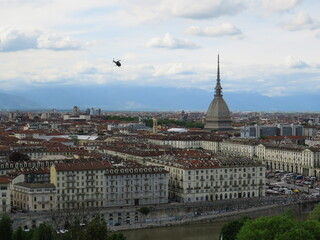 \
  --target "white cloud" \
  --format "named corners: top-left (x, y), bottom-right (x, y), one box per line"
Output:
top-left (262, 0), bottom-right (303, 12)
top-left (153, 63), bottom-right (195, 76)
top-left (167, 0), bottom-right (245, 19)
top-left (146, 33), bottom-right (200, 50)
top-left (285, 56), bottom-right (308, 68)
top-left (185, 23), bottom-right (242, 38)
top-left (125, 0), bottom-right (245, 23)
top-left (0, 28), bottom-right (39, 52)
top-left (37, 34), bottom-right (86, 50)
top-left (281, 12), bottom-right (320, 31)
top-left (0, 27), bottom-right (87, 52)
